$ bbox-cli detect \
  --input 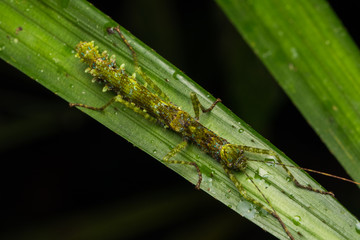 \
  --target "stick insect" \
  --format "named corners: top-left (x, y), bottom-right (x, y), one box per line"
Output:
top-left (70, 26), bottom-right (358, 240)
